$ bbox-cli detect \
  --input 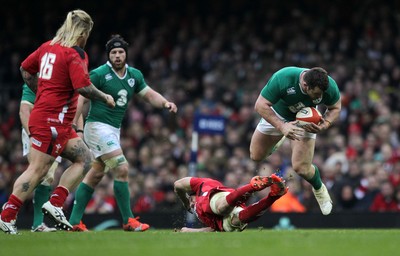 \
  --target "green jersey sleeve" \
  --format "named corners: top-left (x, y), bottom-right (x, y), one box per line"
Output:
top-left (260, 70), bottom-right (287, 104)
top-left (21, 83), bottom-right (36, 104)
